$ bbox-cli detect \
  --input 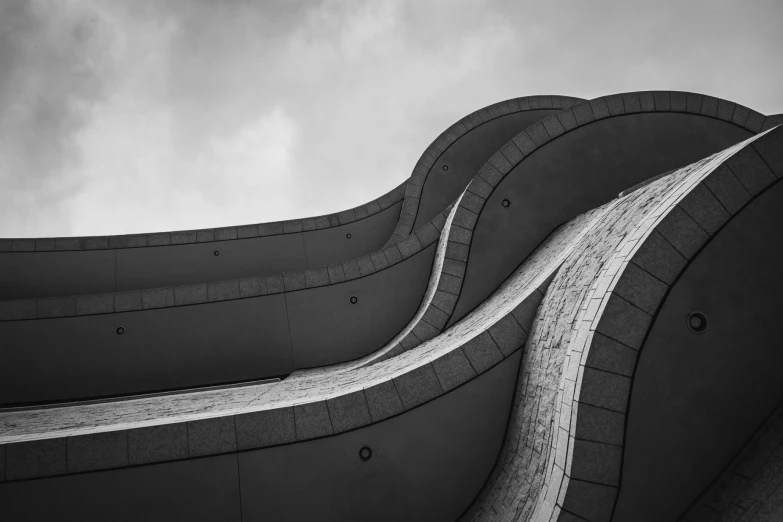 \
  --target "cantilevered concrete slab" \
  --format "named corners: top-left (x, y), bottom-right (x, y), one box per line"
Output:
top-left (0, 92), bottom-right (781, 522)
